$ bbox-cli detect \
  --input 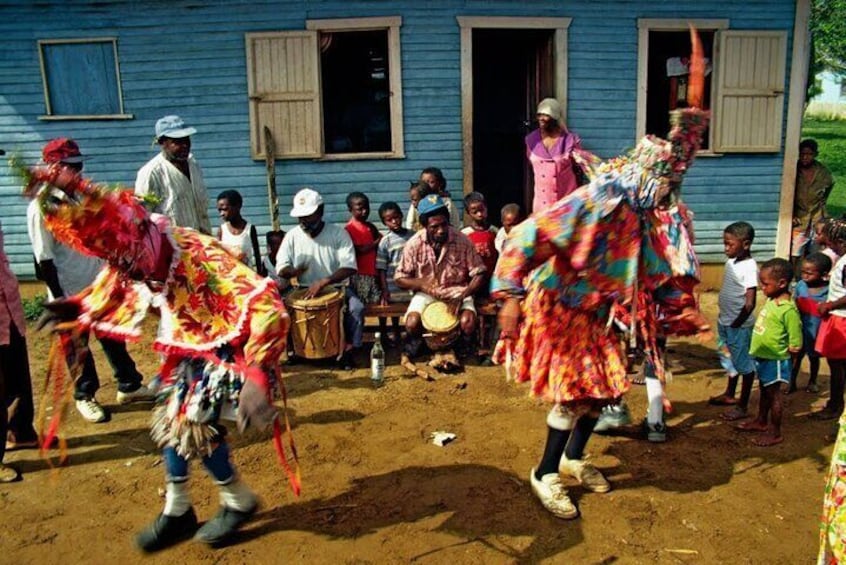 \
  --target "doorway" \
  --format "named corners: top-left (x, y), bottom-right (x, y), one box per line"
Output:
top-left (472, 29), bottom-right (554, 217)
